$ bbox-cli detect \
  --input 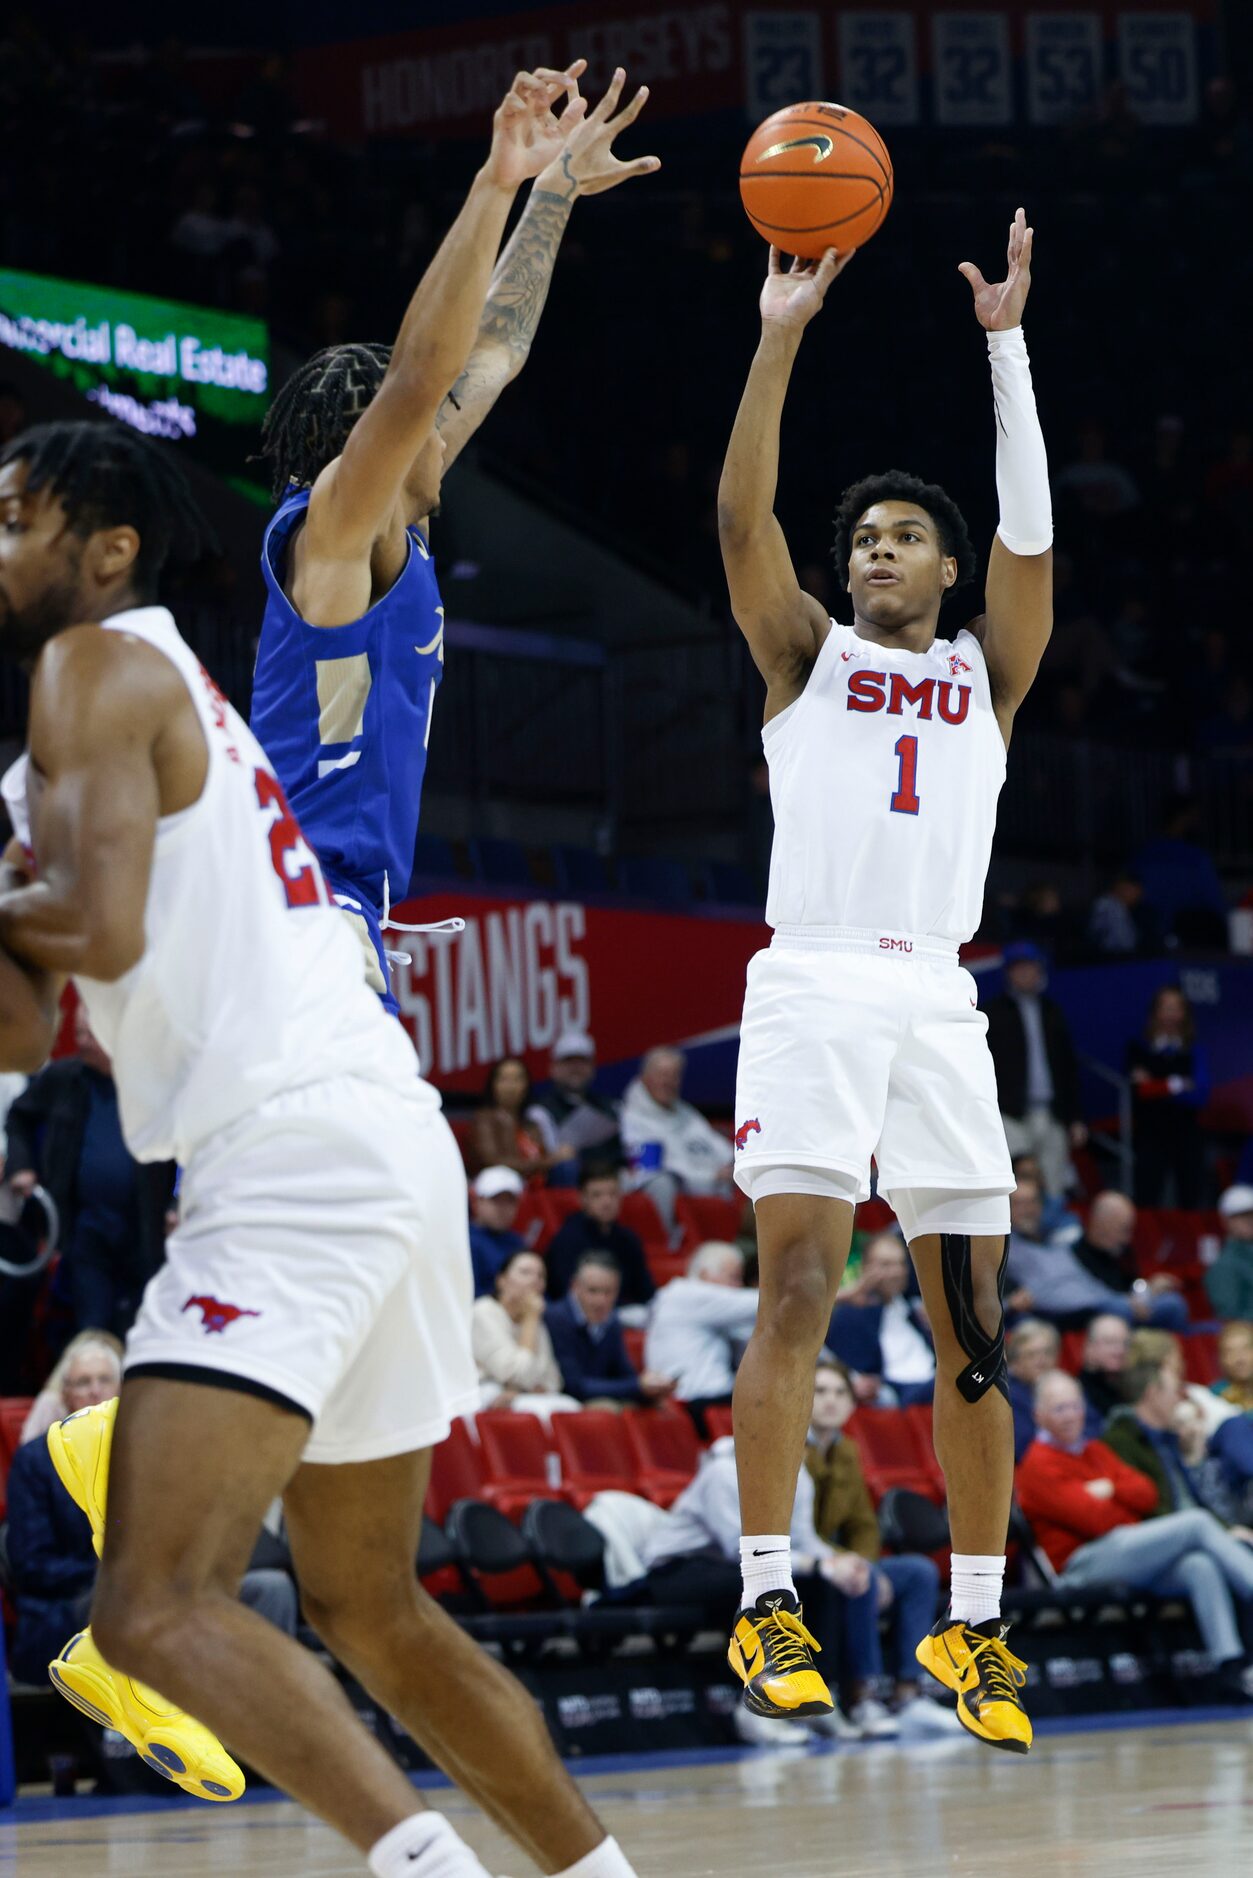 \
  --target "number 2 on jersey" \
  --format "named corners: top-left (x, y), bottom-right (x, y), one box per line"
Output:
top-left (255, 769), bottom-right (323, 907)
top-left (890, 734), bottom-right (921, 815)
